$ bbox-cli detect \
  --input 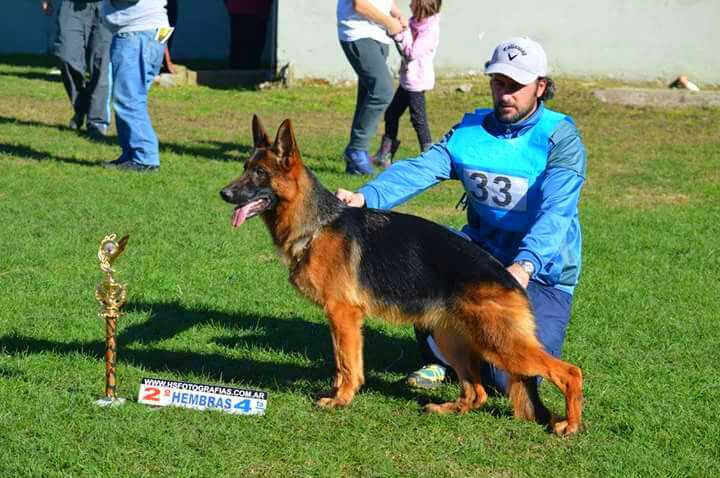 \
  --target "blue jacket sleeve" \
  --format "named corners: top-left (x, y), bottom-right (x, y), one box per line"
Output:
top-left (358, 132), bottom-right (455, 209)
top-left (513, 120), bottom-right (587, 272)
